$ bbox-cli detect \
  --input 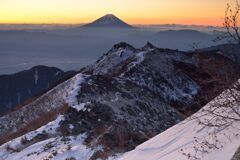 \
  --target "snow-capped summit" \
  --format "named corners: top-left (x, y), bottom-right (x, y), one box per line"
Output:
top-left (82, 14), bottom-right (133, 28)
